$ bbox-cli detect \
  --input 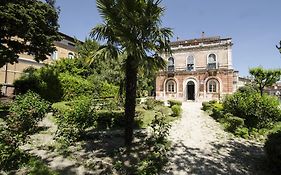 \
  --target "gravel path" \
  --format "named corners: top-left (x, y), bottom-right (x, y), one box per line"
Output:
top-left (164, 102), bottom-right (271, 175)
